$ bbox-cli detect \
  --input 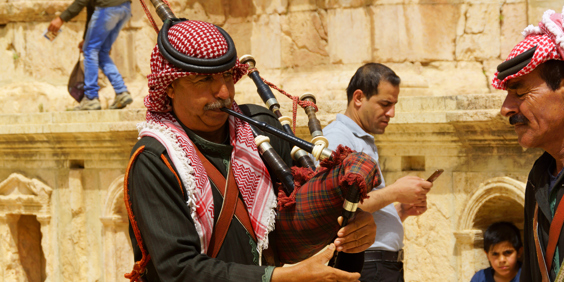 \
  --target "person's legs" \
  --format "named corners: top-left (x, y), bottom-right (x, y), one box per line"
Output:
top-left (82, 7), bottom-right (110, 100)
top-left (98, 2), bottom-right (131, 95)
top-left (360, 261), bottom-right (404, 282)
